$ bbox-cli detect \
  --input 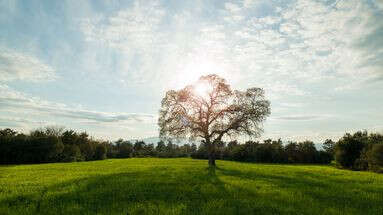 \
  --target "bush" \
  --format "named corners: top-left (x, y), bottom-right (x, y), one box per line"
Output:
top-left (297, 141), bottom-right (317, 163)
top-left (335, 132), bottom-right (368, 169)
top-left (1, 127), bottom-right (380, 170)
top-left (366, 143), bottom-right (383, 172)
top-left (94, 144), bottom-right (107, 160)
top-left (191, 142), bottom-right (208, 159)
top-left (335, 131), bottom-right (383, 172)
top-left (62, 145), bottom-right (82, 162)
top-left (316, 151), bottom-right (333, 164)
